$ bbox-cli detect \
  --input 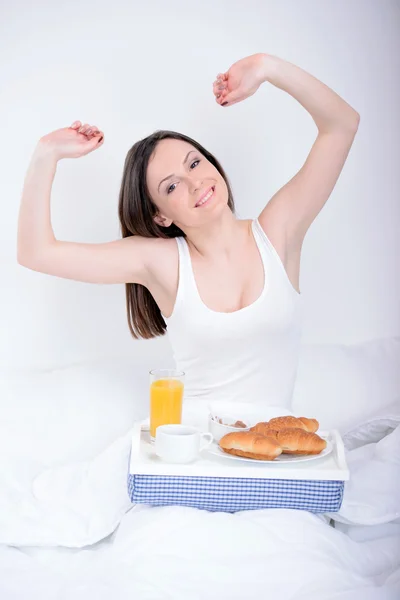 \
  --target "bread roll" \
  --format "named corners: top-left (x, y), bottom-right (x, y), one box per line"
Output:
top-left (250, 423), bottom-right (279, 437)
top-left (251, 416), bottom-right (319, 434)
top-left (298, 417), bottom-right (319, 433)
top-left (273, 428), bottom-right (327, 455)
top-left (219, 431), bottom-right (282, 461)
